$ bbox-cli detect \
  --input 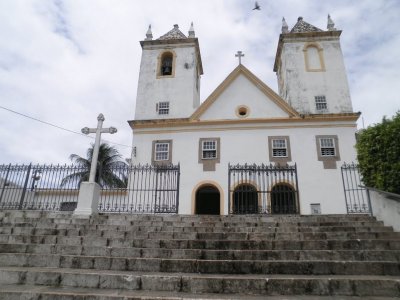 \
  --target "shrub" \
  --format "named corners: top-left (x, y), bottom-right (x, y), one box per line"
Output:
top-left (356, 112), bottom-right (400, 194)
